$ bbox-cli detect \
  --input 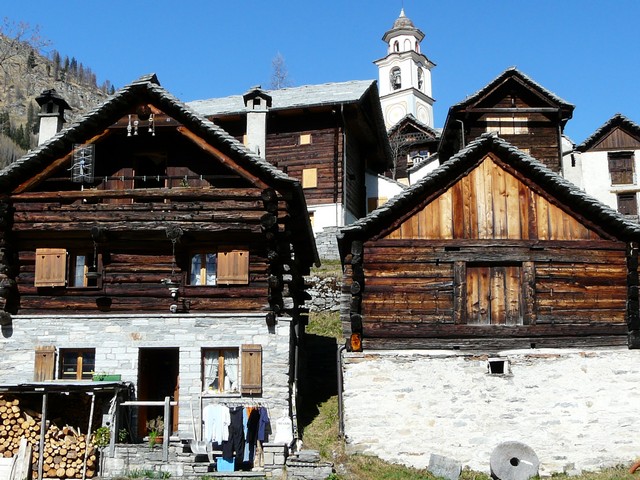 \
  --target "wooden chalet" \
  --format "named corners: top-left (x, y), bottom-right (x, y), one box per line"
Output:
top-left (439, 68), bottom-right (574, 173)
top-left (573, 113), bottom-right (640, 218)
top-left (338, 133), bottom-right (640, 351)
top-left (386, 113), bottom-right (439, 183)
top-left (188, 81), bottom-right (392, 234)
top-left (0, 74), bottom-right (318, 474)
